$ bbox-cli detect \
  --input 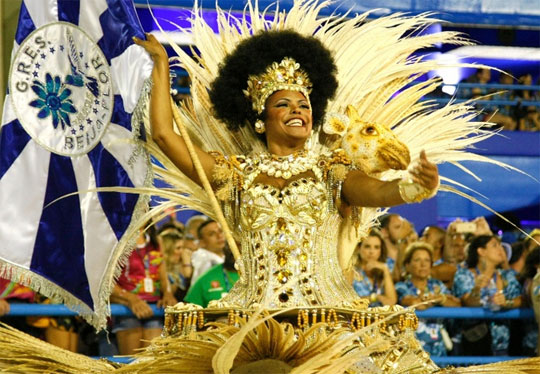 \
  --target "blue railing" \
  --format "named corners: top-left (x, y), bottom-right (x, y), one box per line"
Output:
top-left (95, 355), bottom-right (530, 366)
top-left (3, 304), bottom-right (536, 367)
top-left (416, 307), bottom-right (534, 320)
top-left (7, 303), bottom-right (164, 317)
top-left (450, 83), bottom-right (540, 91)
top-left (7, 304), bottom-right (534, 320)
top-left (173, 80), bottom-right (540, 108)
top-left (133, 0), bottom-right (540, 28)
top-left (434, 356), bottom-right (528, 366)
top-left (422, 82), bottom-right (540, 107)
top-left (422, 83), bottom-right (540, 108)
top-left (425, 98), bottom-right (540, 107)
